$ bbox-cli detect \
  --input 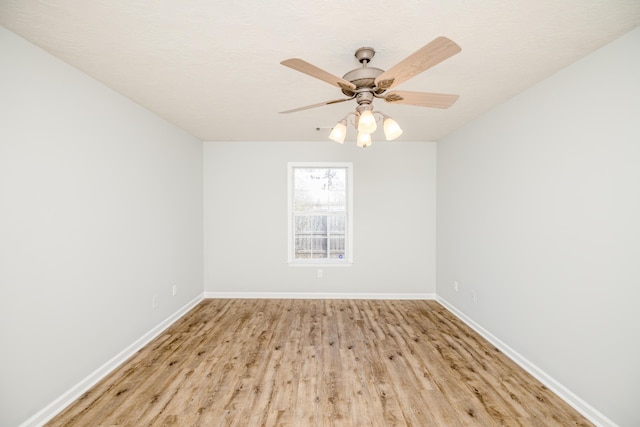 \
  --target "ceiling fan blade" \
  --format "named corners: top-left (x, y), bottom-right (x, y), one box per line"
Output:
top-left (375, 37), bottom-right (461, 91)
top-left (279, 97), bottom-right (354, 114)
top-left (281, 58), bottom-right (356, 92)
top-left (384, 91), bottom-right (459, 109)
